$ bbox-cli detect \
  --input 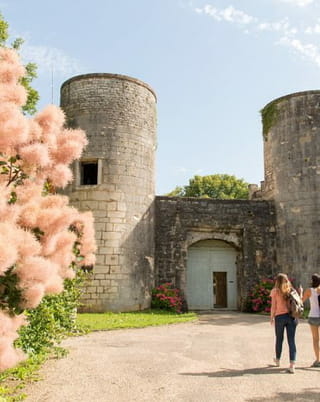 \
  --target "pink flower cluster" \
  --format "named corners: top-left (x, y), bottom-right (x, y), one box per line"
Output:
top-left (247, 278), bottom-right (274, 313)
top-left (151, 283), bottom-right (183, 313)
top-left (0, 48), bottom-right (96, 371)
